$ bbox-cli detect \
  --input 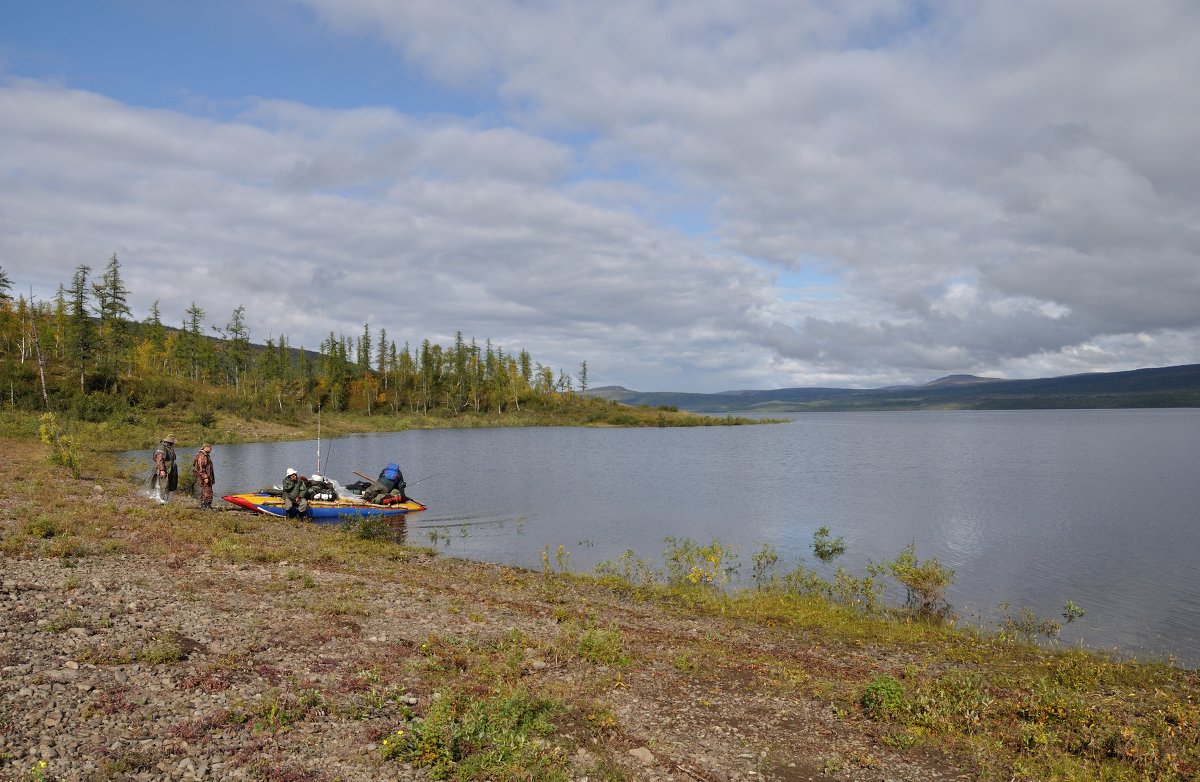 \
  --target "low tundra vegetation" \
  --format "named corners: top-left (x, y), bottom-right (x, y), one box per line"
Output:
top-left (586, 530), bottom-right (1199, 782)
top-left (2, 434), bottom-right (1196, 782)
